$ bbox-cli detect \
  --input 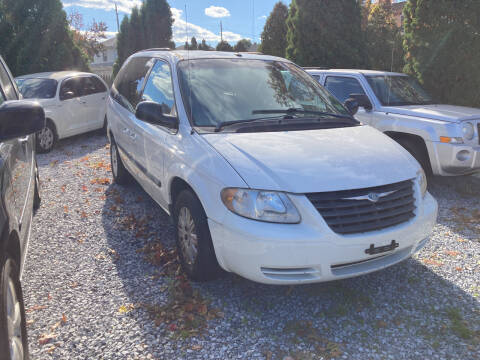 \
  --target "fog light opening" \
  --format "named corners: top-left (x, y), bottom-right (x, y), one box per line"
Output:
top-left (456, 150), bottom-right (471, 162)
